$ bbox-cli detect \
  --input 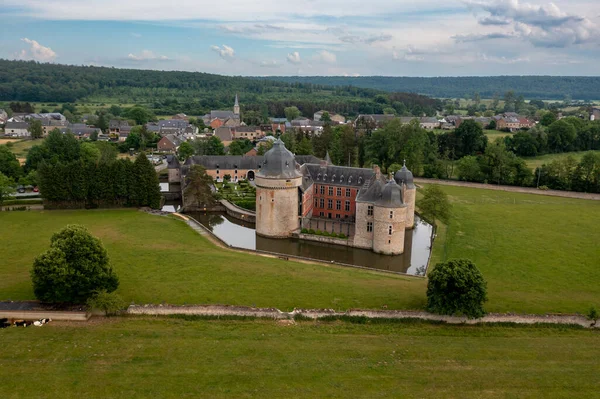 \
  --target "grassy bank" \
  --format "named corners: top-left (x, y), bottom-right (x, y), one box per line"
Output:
top-left (1, 317), bottom-right (598, 398)
top-left (0, 209), bottom-right (425, 311)
top-left (429, 185), bottom-right (600, 314)
top-left (524, 150), bottom-right (600, 169)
